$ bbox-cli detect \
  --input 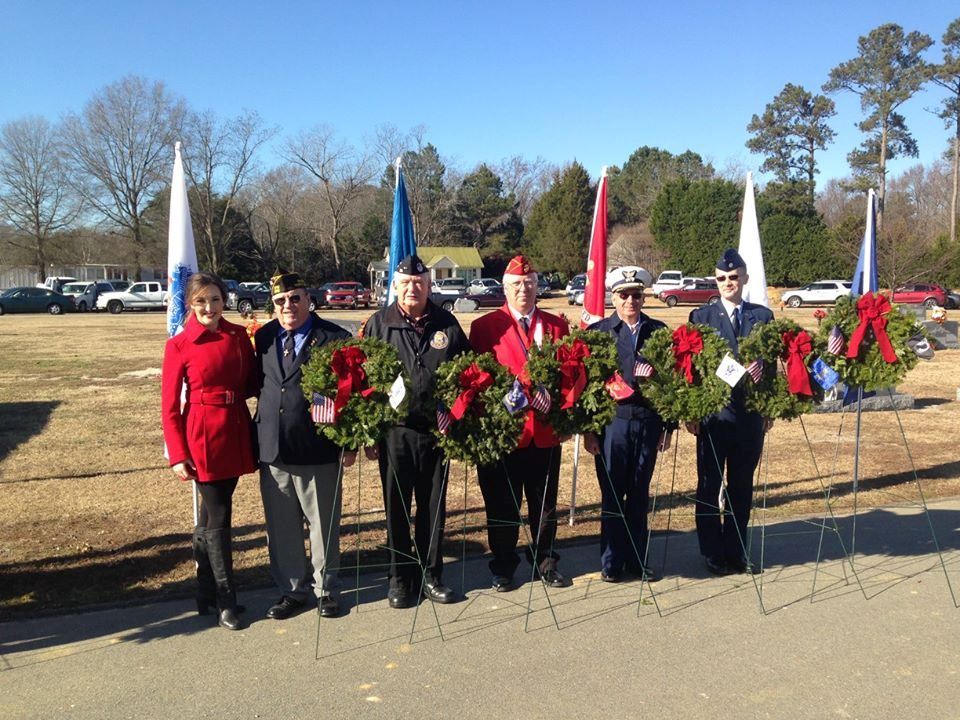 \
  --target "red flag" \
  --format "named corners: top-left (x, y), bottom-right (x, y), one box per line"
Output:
top-left (580, 166), bottom-right (608, 328)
